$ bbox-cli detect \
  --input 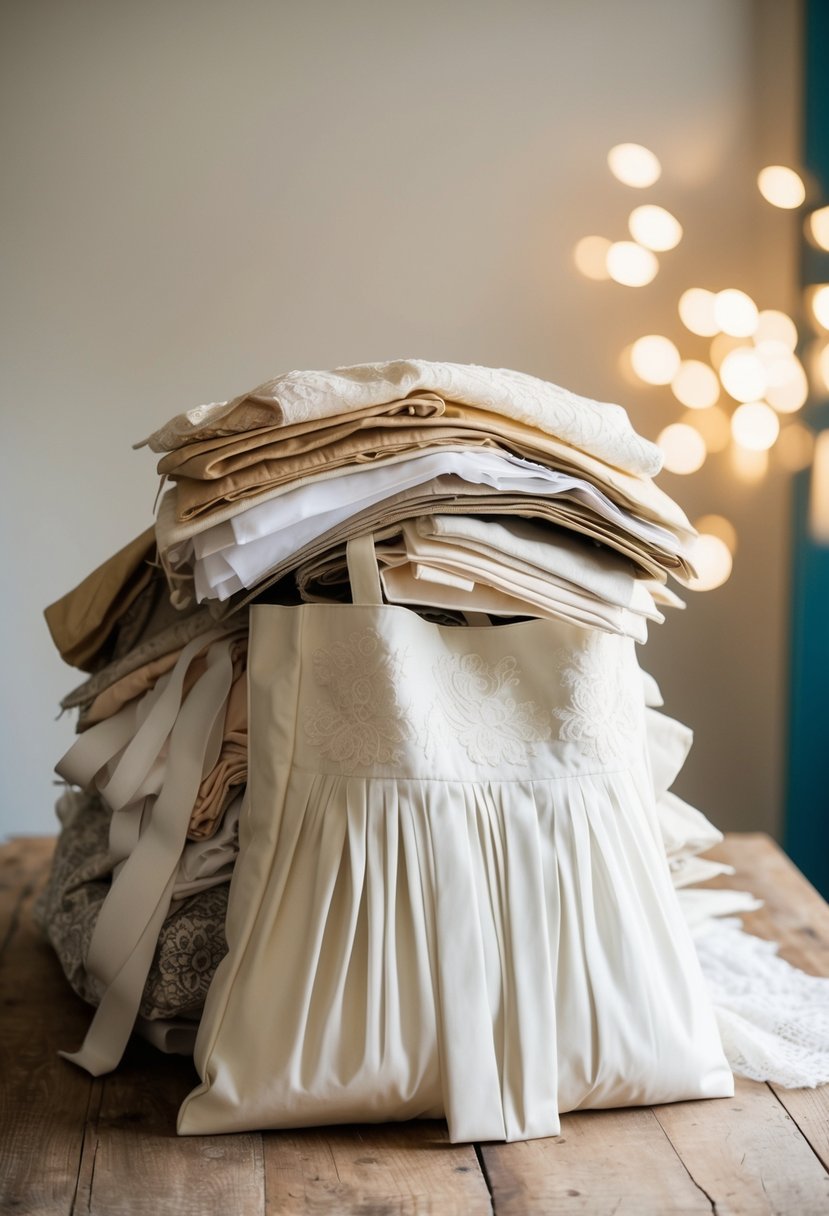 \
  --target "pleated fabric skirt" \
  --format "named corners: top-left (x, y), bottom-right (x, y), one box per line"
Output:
top-left (179, 765), bottom-right (733, 1140)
